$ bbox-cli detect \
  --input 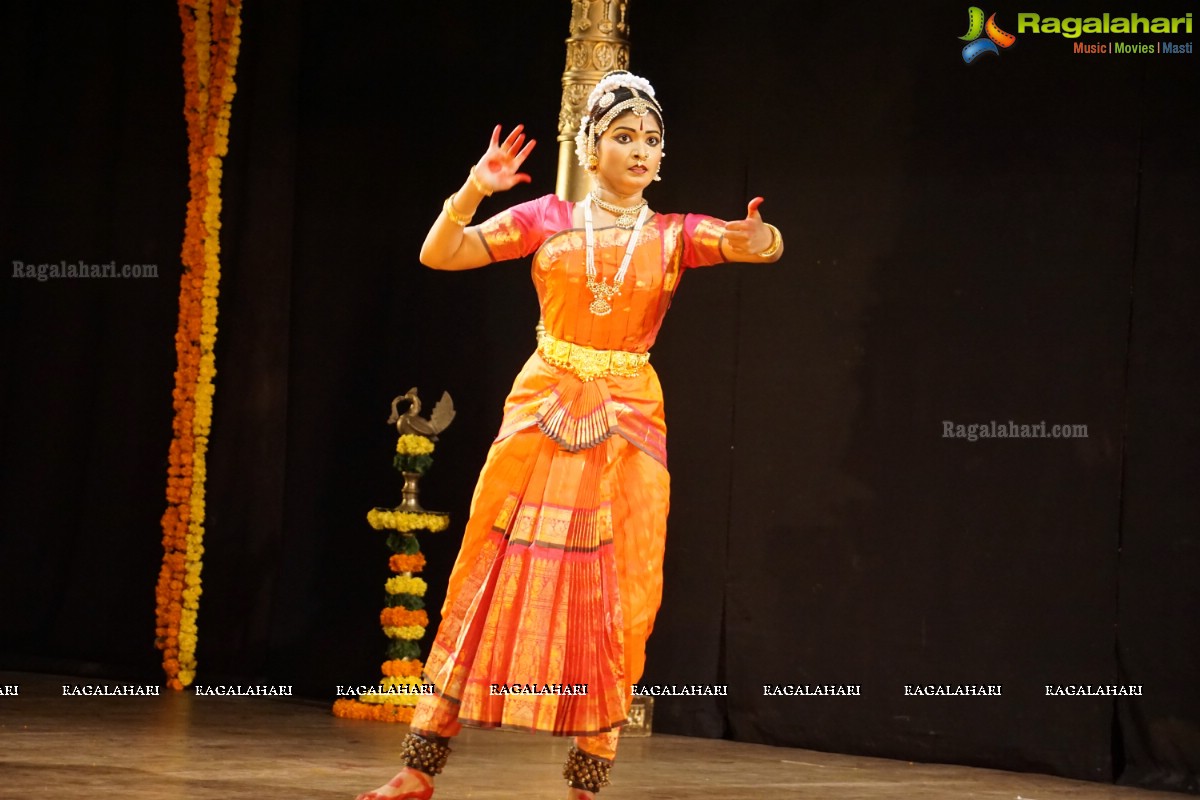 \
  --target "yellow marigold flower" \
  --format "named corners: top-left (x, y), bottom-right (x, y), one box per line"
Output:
top-left (367, 510), bottom-right (450, 533)
top-left (385, 576), bottom-right (428, 596)
top-left (383, 625), bottom-right (427, 640)
top-left (396, 435), bottom-right (435, 456)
